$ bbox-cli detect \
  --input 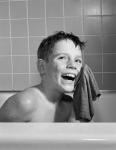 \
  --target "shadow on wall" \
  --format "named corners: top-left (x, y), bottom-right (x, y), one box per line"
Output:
top-left (0, 91), bottom-right (116, 122)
